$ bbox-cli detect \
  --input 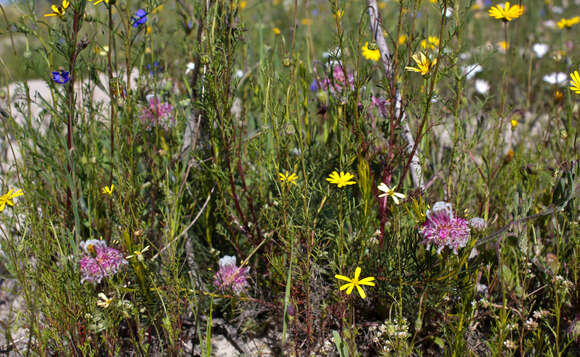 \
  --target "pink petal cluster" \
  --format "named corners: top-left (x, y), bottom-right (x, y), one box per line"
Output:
top-left (318, 65), bottom-right (355, 95)
top-left (420, 202), bottom-right (471, 254)
top-left (213, 256), bottom-right (250, 294)
top-left (141, 97), bottom-right (174, 130)
top-left (79, 240), bottom-right (127, 284)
